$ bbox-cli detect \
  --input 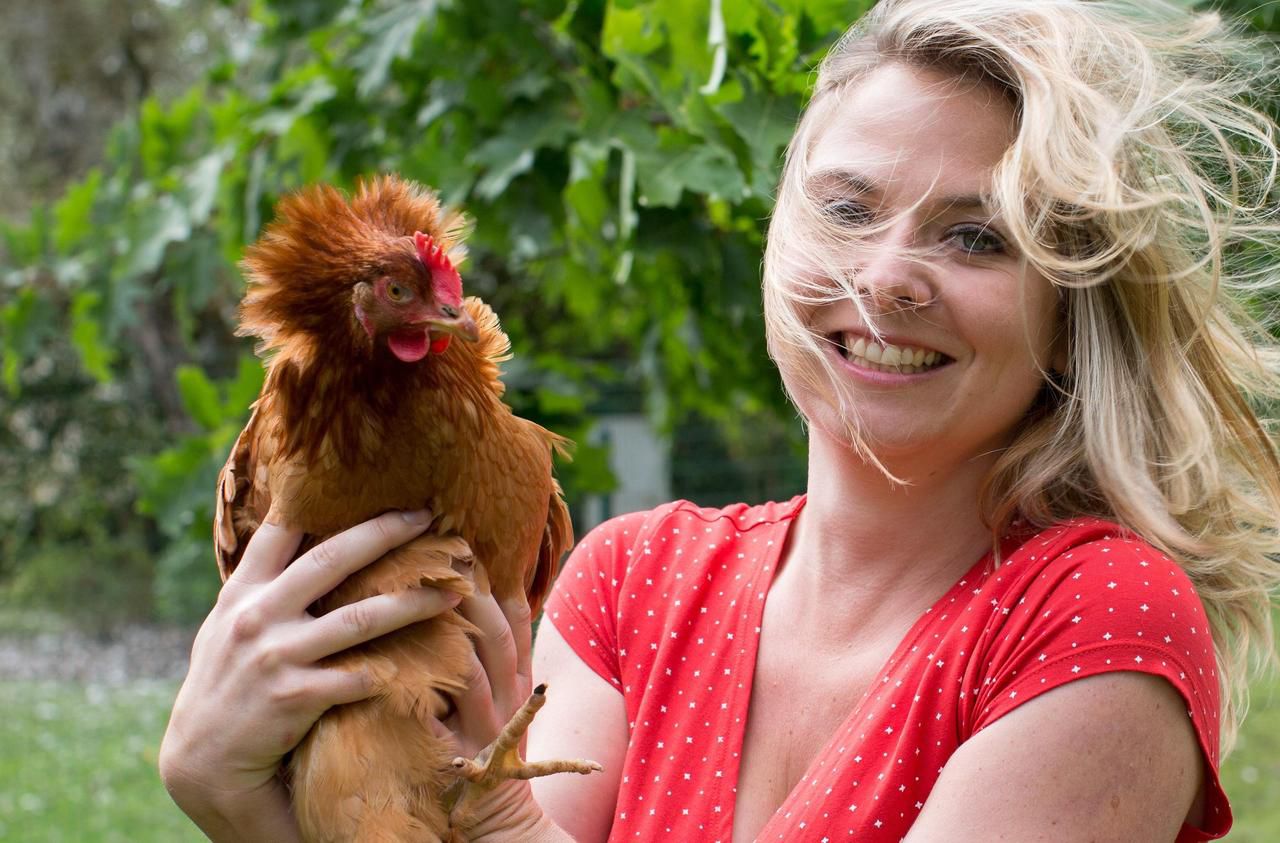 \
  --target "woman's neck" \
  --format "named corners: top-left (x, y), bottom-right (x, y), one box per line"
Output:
top-left (775, 427), bottom-right (1001, 646)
